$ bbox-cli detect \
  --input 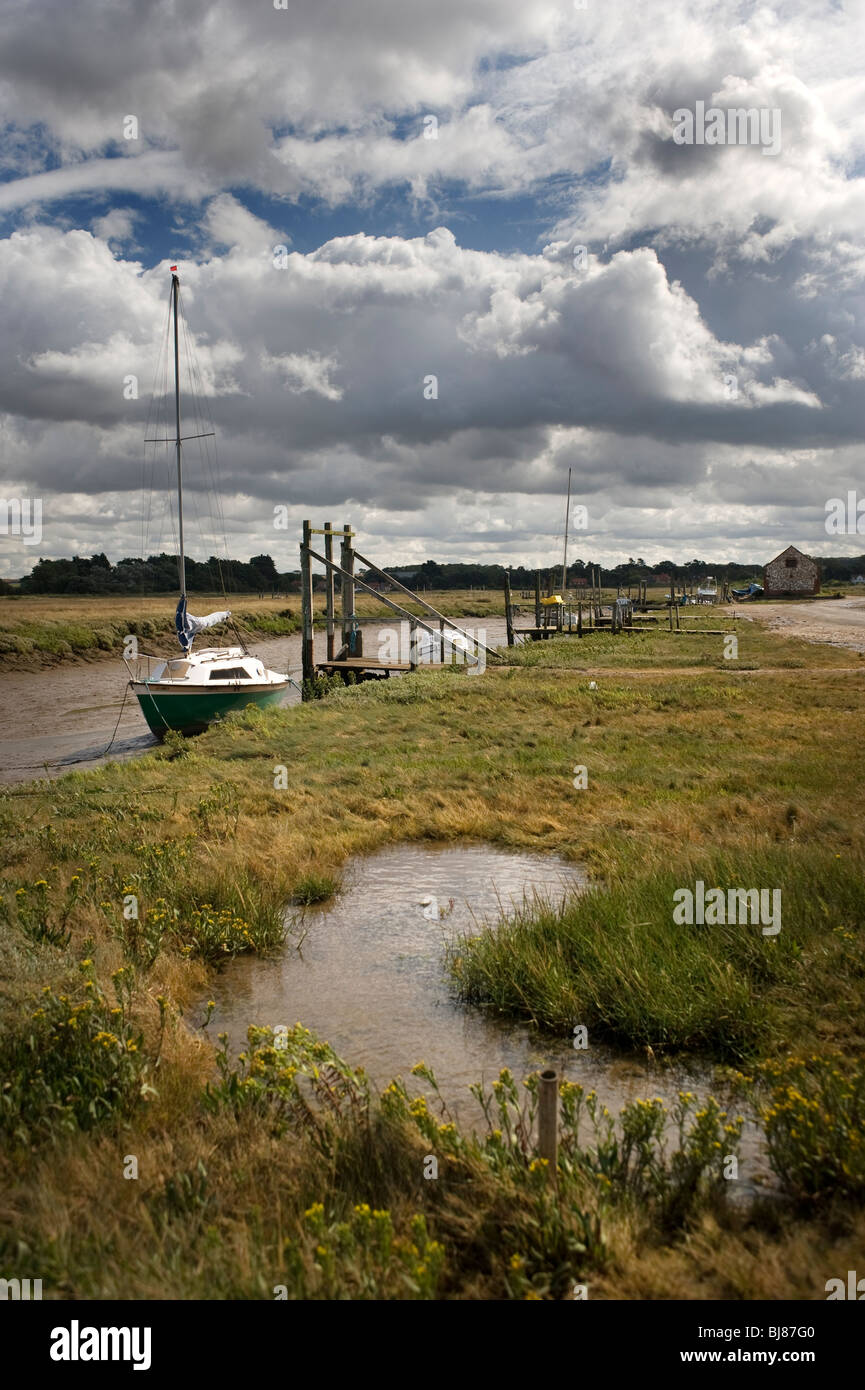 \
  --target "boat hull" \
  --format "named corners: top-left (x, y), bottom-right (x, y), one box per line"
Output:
top-left (131, 681), bottom-right (289, 736)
